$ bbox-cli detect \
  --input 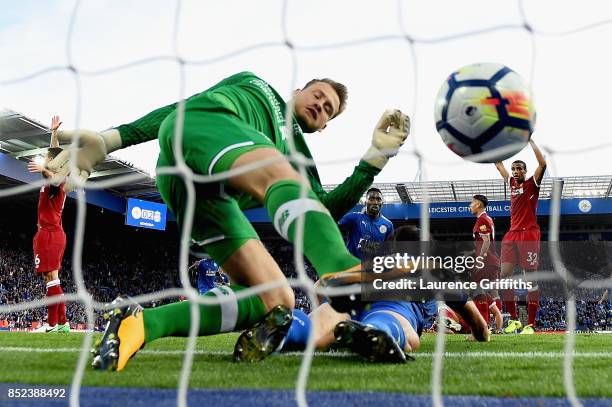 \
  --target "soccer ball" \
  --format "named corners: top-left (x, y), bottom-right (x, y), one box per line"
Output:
top-left (434, 62), bottom-right (535, 163)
